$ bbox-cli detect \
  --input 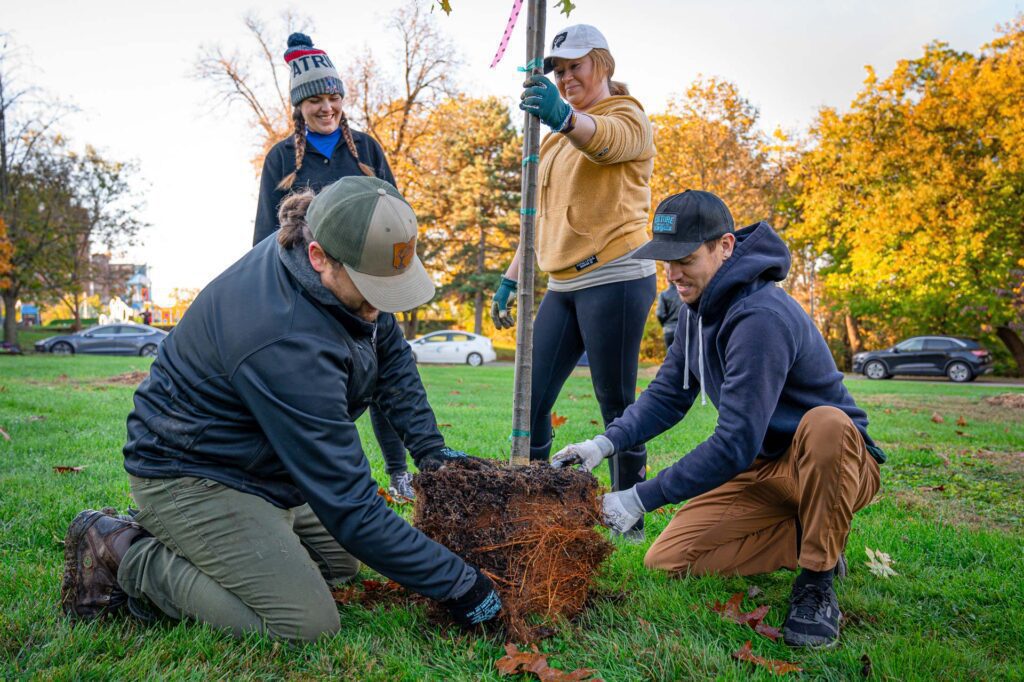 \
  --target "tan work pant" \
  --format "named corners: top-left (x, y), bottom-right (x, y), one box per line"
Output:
top-left (645, 406), bottom-right (880, 575)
